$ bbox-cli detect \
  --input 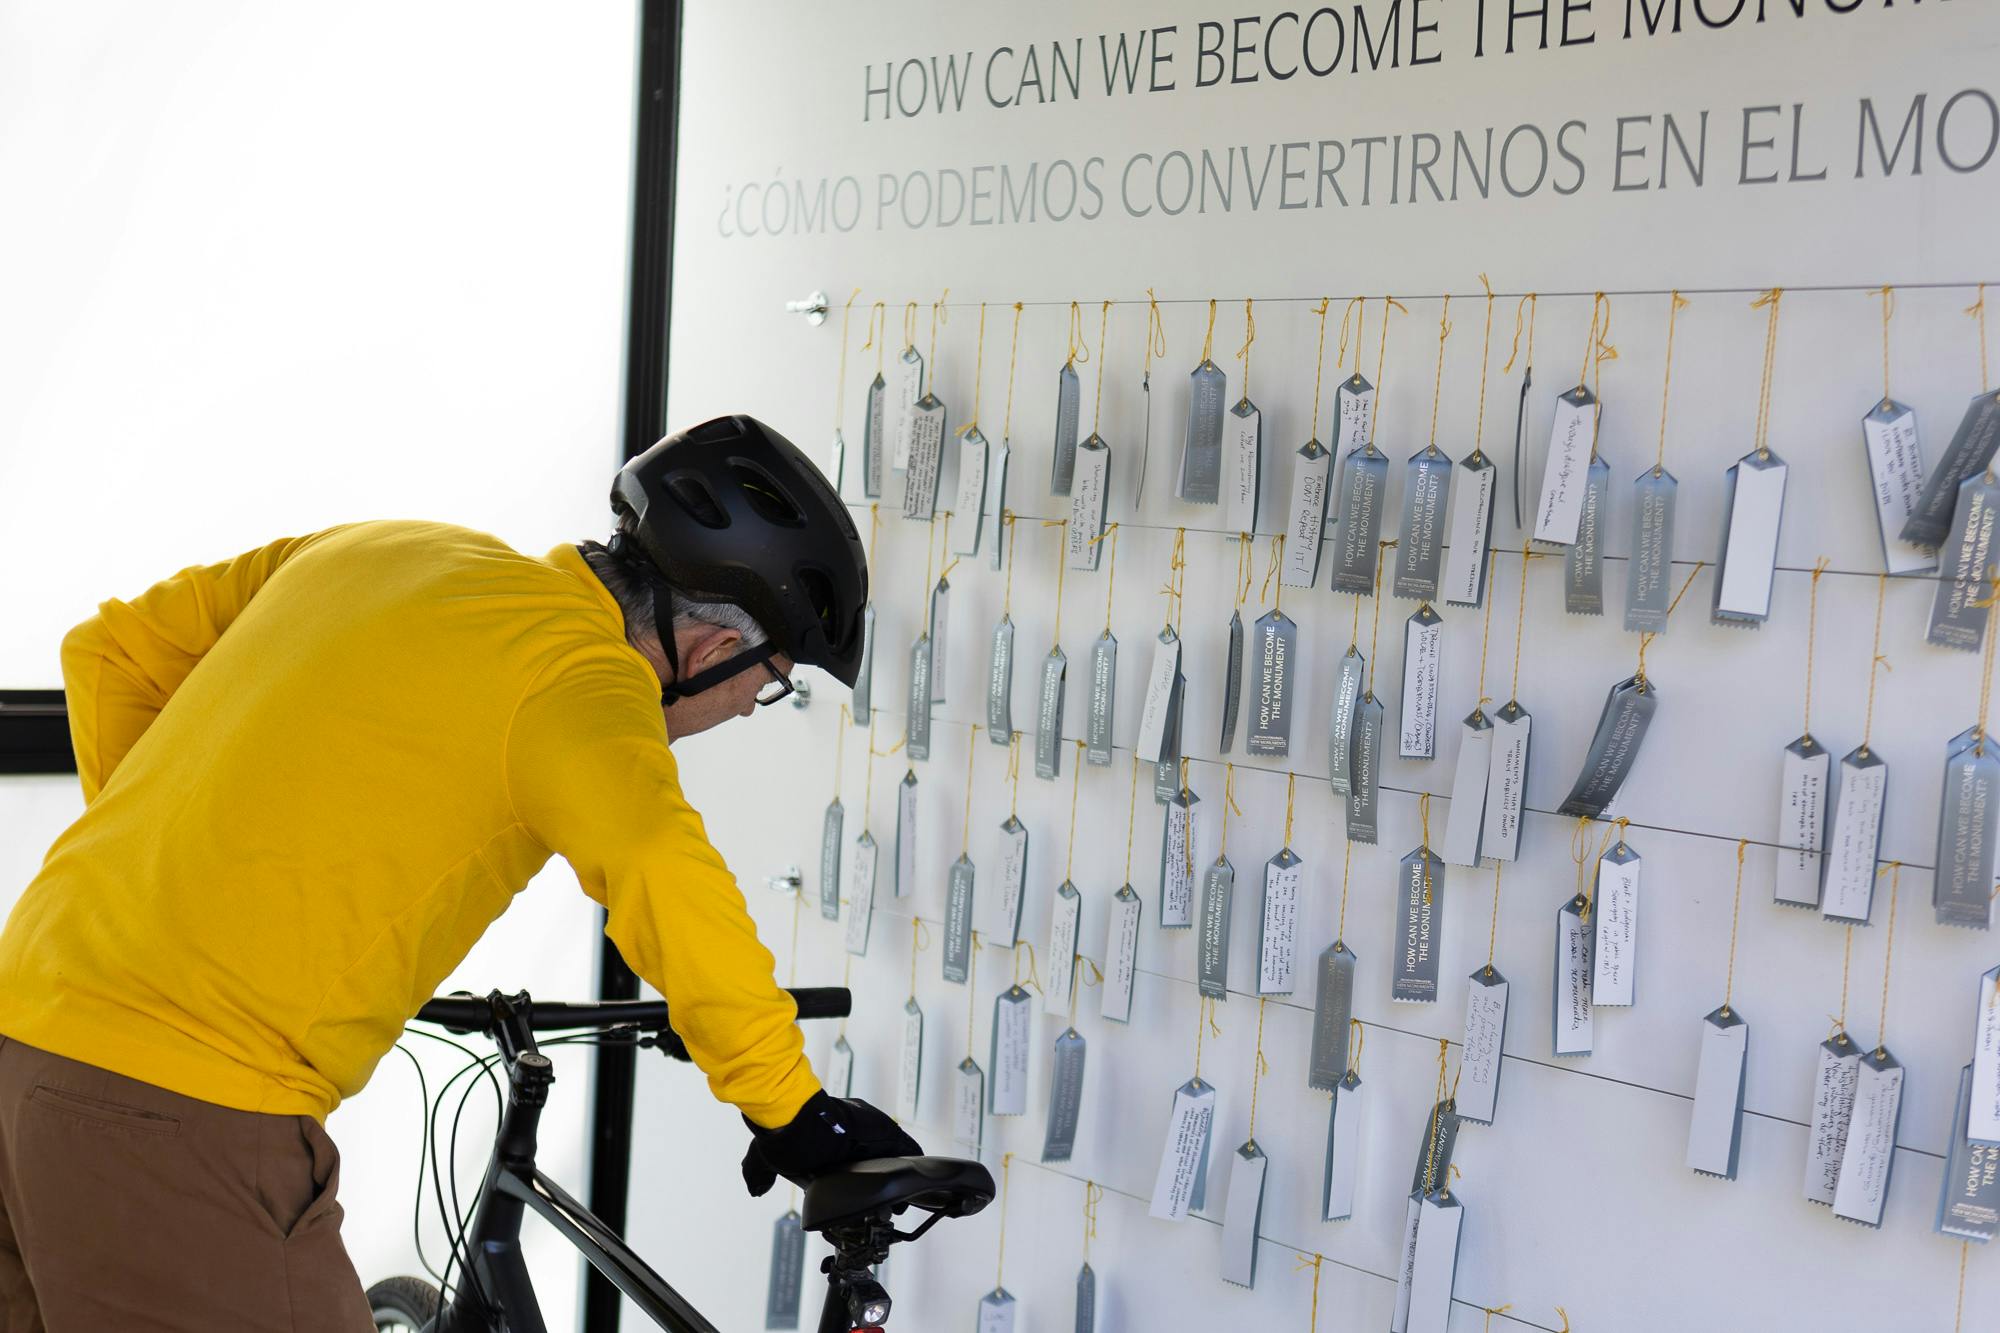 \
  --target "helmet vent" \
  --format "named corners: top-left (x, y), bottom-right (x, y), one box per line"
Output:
top-left (666, 476), bottom-right (730, 529)
top-left (731, 462), bottom-right (807, 529)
